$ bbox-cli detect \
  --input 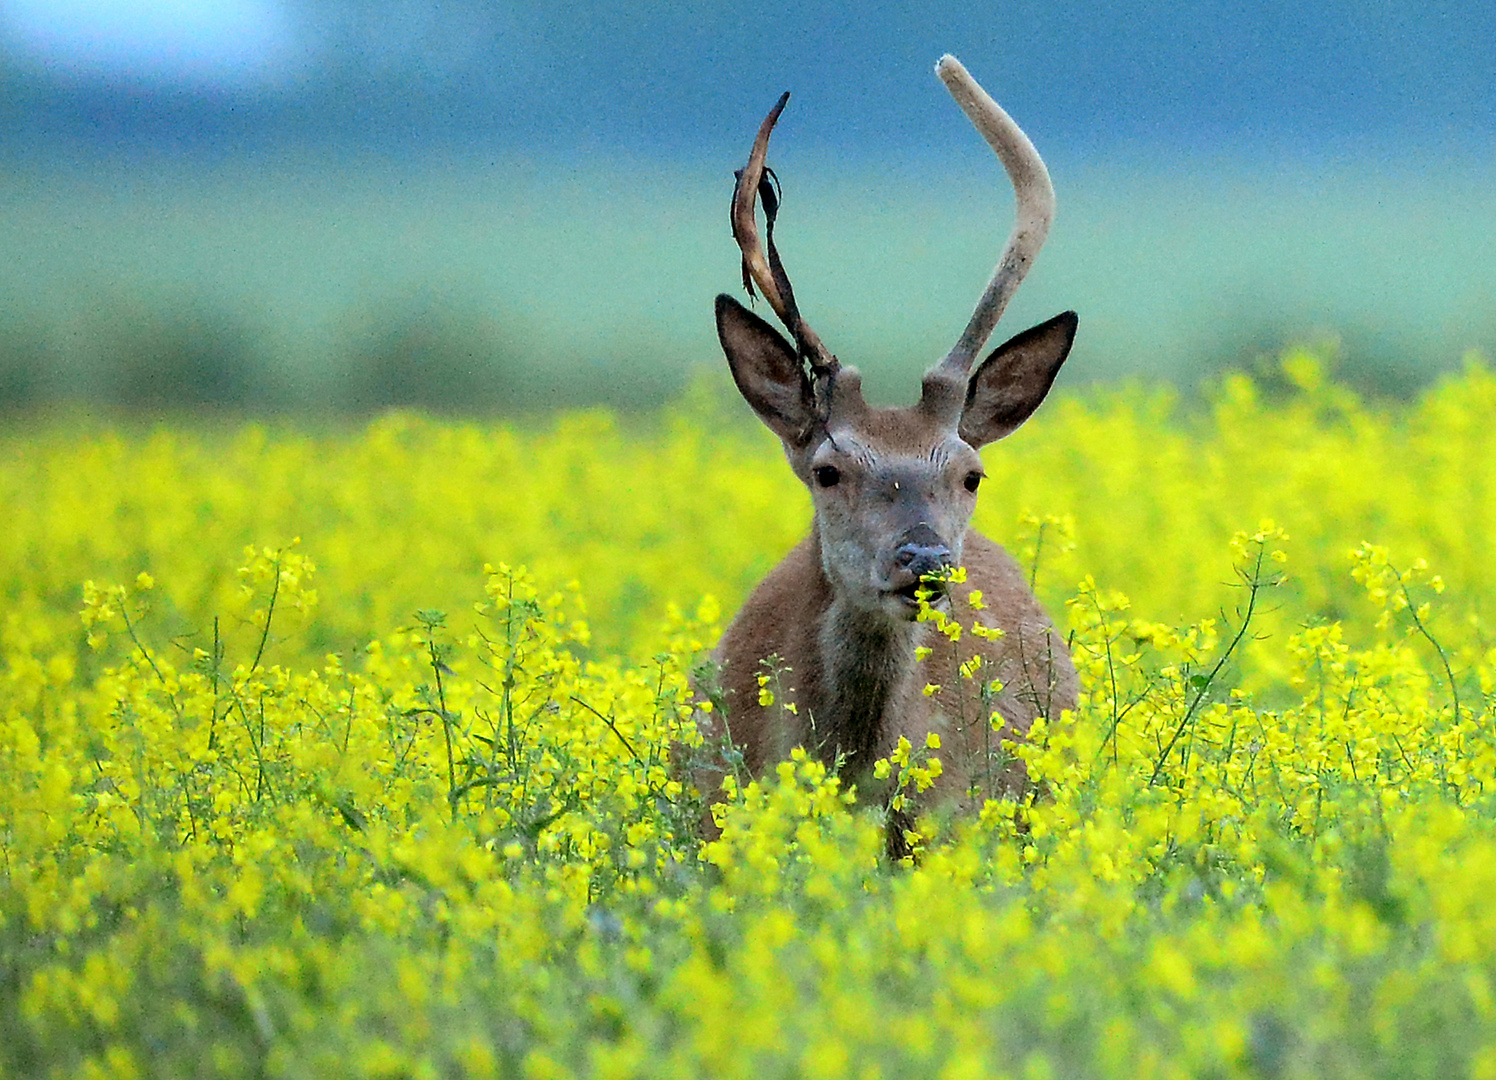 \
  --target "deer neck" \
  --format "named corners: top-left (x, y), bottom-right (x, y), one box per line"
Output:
top-left (813, 576), bottom-right (924, 778)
